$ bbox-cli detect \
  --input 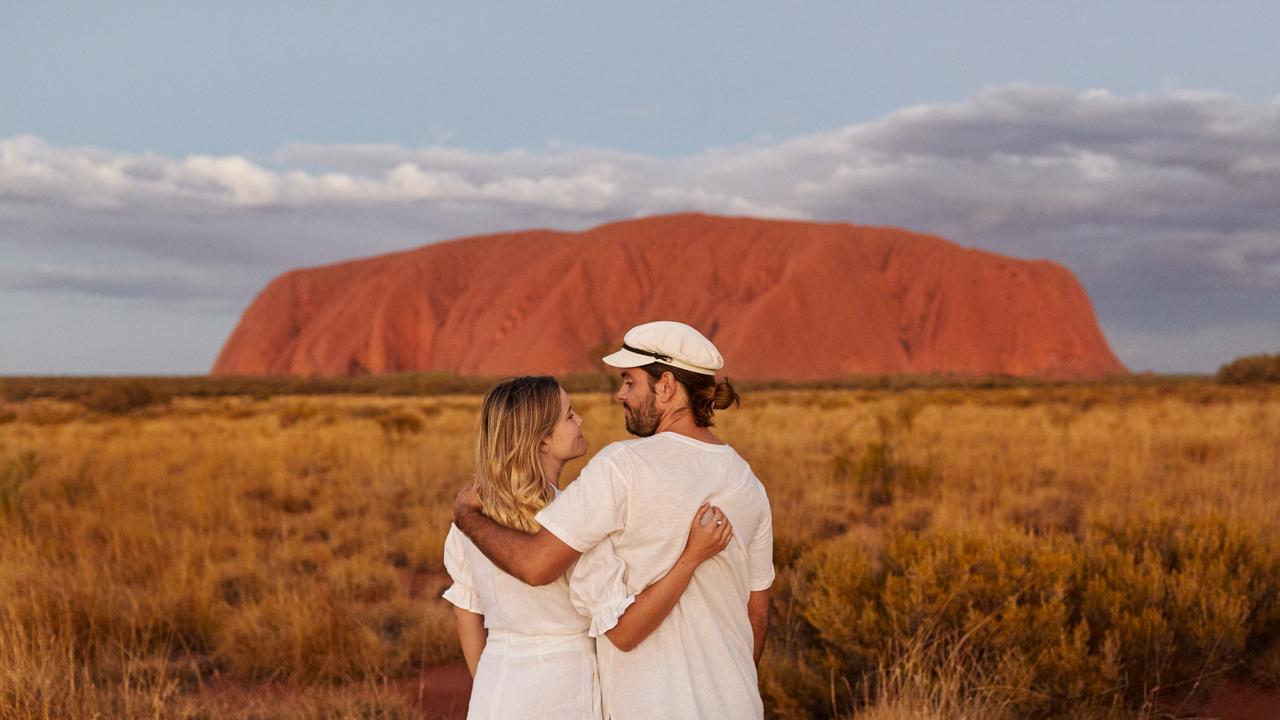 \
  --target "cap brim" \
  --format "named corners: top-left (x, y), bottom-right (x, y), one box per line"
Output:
top-left (601, 348), bottom-right (655, 369)
top-left (602, 348), bottom-right (720, 375)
